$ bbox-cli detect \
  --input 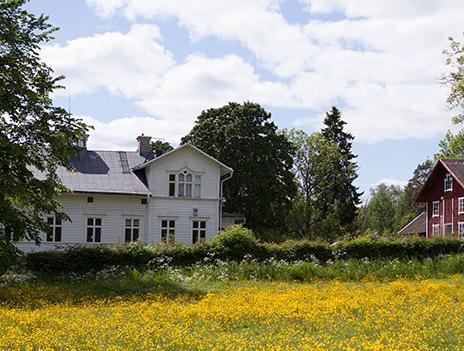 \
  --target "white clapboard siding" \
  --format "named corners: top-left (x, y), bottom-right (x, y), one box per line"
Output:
top-left (147, 198), bottom-right (219, 245)
top-left (15, 193), bottom-right (148, 252)
top-left (147, 146), bottom-right (220, 199)
top-left (16, 145), bottom-right (229, 252)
